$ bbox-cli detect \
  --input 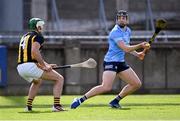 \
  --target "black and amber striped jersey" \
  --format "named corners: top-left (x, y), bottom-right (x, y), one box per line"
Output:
top-left (18, 31), bottom-right (44, 64)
